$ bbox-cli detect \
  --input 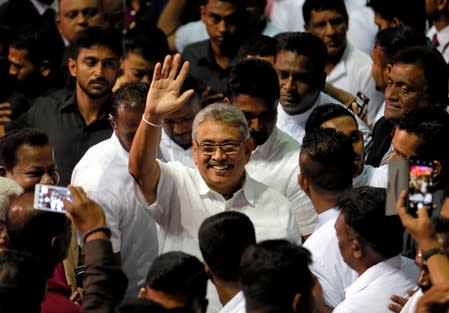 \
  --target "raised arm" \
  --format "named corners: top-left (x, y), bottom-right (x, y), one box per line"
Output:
top-left (128, 54), bottom-right (194, 203)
